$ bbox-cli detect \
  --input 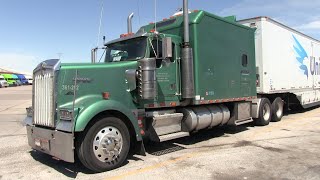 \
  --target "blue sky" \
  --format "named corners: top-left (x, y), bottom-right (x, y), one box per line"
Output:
top-left (0, 0), bottom-right (319, 73)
